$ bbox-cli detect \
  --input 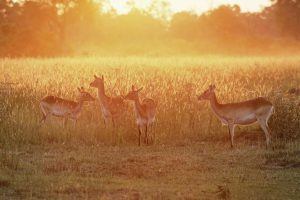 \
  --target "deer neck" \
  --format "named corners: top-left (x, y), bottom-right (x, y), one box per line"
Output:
top-left (97, 86), bottom-right (109, 104)
top-left (209, 92), bottom-right (224, 119)
top-left (133, 96), bottom-right (144, 117)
